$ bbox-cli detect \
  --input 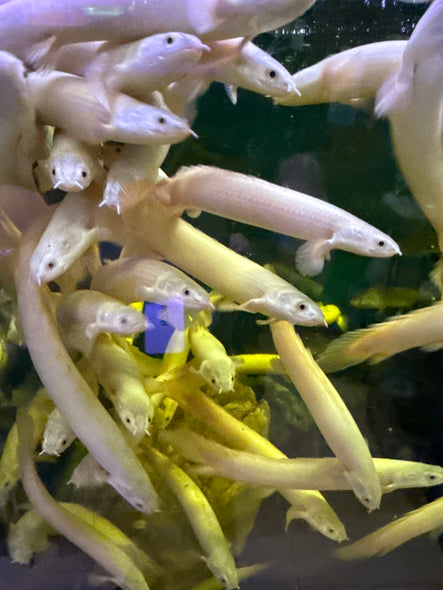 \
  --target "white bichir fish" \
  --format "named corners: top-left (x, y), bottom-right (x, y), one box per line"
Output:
top-left (0, 51), bottom-right (46, 189)
top-left (189, 324), bottom-right (237, 393)
top-left (0, 0), bottom-right (316, 59)
top-left (101, 144), bottom-right (170, 213)
top-left (26, 70), bottom-right (194, 145)
top-left (17, 224), bottom-right (160, 514)
top-left (161, 429), bottom-right (443, 492)
top-left (16, 410), bottom-right (152, 590)
top-left (122, 192), bottom-right (325, 326)
top-left (271, 321), bottom-right (382, 512)
top-left (88, 335), bottom-right (154, 437)
top-left (164, 39), bottom-right (298, 119)
top-left (375, 0), bottom-right (443, 281)
top-left (62, 33), bottom-right (209, 109)
top-left (91, 256), bottom-right (213, 311)
top-left (276, 40), bottom-right (406, 107)
top-left (30, 189), bottom-right (99, 284)
top-left (143, 445), bottom-right (239, 590)
top-left (56, 289), bottom-right (149, 355)
top-left (337, 496), bottom-right (443, 560)
top-left (41, 407), bottom-right (76, 456)
top-left (317, 302), bottom-right (443, 373)
top-left (154, 166), bottom-right (401, 276)
top-left (47, 129), bottom-right (103, 192)
top-left (103, 92), bottom-right (195, 145)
